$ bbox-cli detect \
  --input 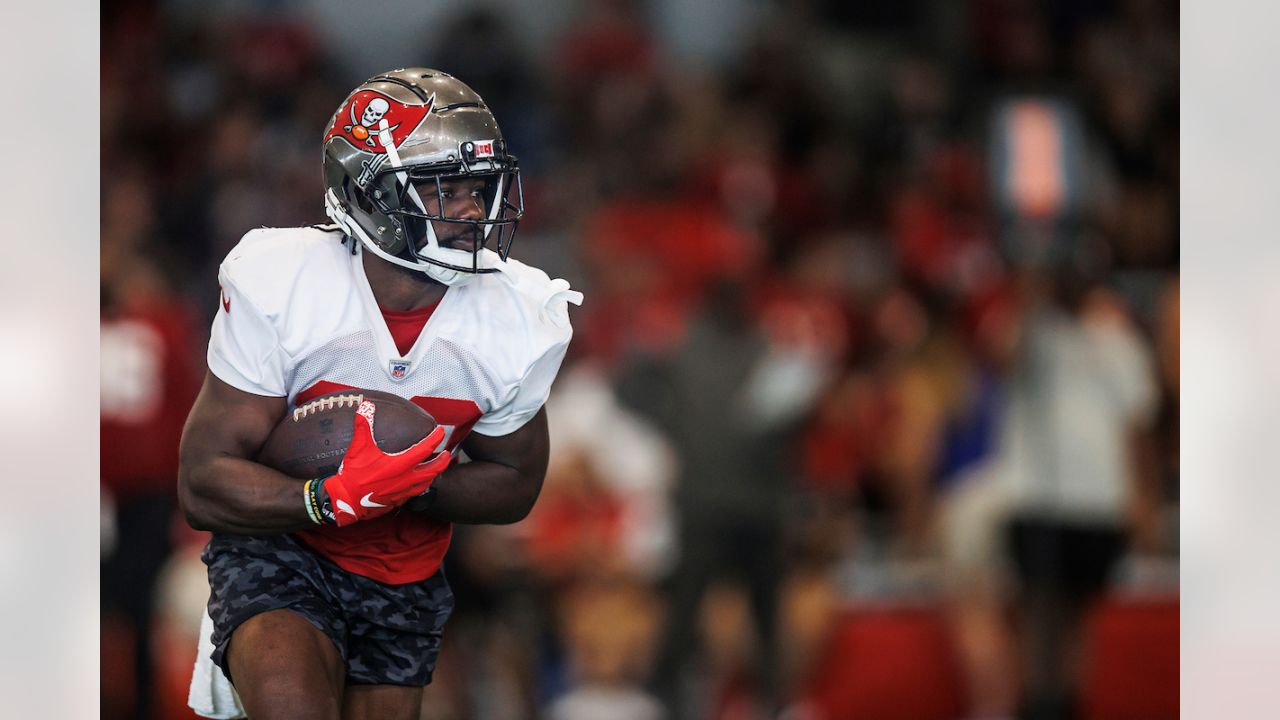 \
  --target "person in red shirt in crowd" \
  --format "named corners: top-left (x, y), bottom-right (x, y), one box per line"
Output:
top-left (102, 199), bottom-right (202, 719)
